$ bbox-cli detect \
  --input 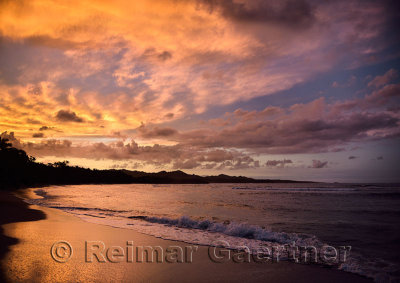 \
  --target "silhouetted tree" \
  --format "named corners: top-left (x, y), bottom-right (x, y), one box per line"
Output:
top-left (0, 137), bottom-right (12, 151)
top-left (53, 161), bottom-right (70, 168)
